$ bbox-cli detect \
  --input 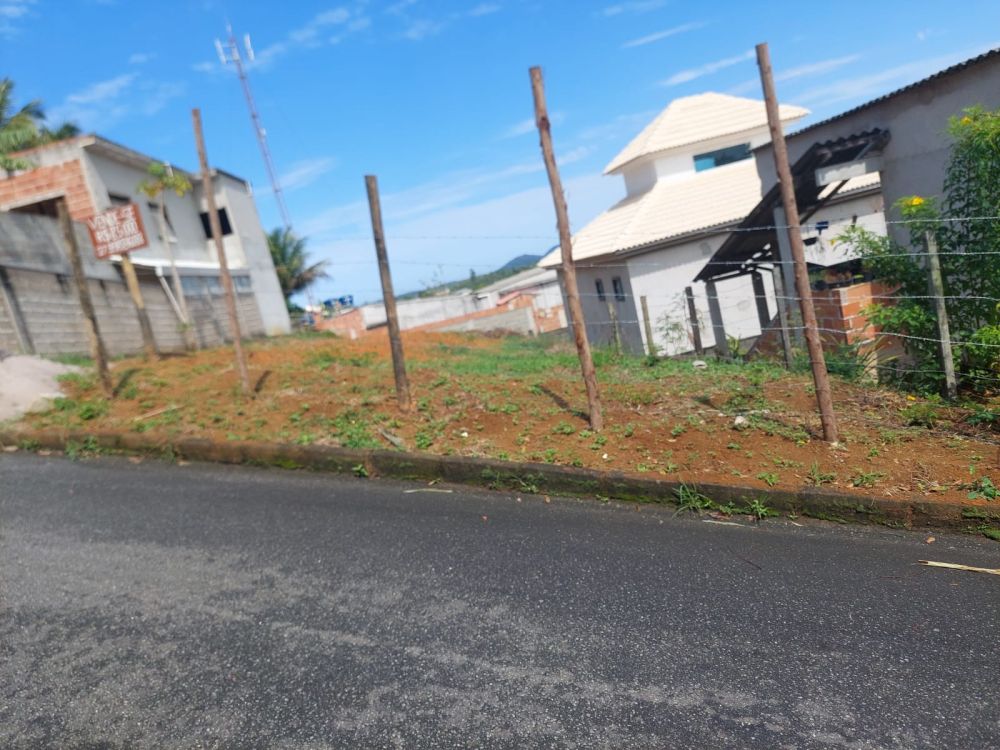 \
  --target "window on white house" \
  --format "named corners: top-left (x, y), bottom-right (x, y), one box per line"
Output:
top-left (595, 279), bottom-right (606, 302)
top-left (199, 207), bottom-right (233, 238)
top-left (612, 276), bottom-right (626, 301)
top-left (108, 193), bottom-right (131, 206)
top-left (693, 143), bottom-right (752, 172)
top-left (148, 202), bottom-right (177, 242)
